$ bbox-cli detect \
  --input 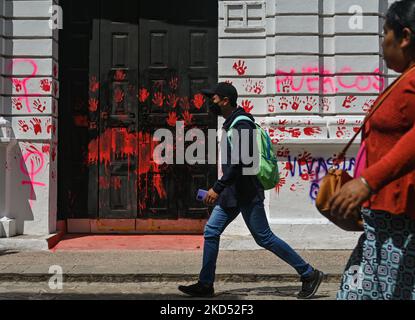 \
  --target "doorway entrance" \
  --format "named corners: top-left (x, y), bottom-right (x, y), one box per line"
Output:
top-left (58, 0), bottom-right (218, 233)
